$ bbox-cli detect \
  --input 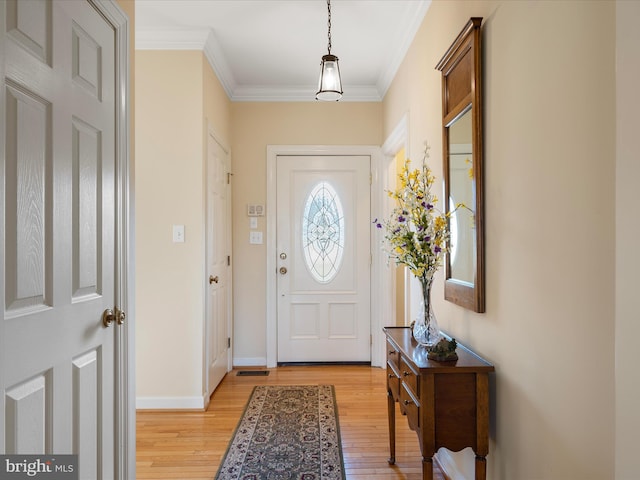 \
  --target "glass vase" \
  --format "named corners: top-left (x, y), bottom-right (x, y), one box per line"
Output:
top-left (412, 277), bottom-right (441, 347)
